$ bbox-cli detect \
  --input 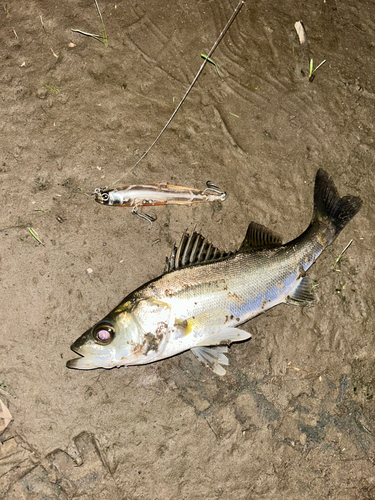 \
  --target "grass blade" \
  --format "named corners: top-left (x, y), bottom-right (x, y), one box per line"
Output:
top-left (28, 227), bottom-right (44, 245)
